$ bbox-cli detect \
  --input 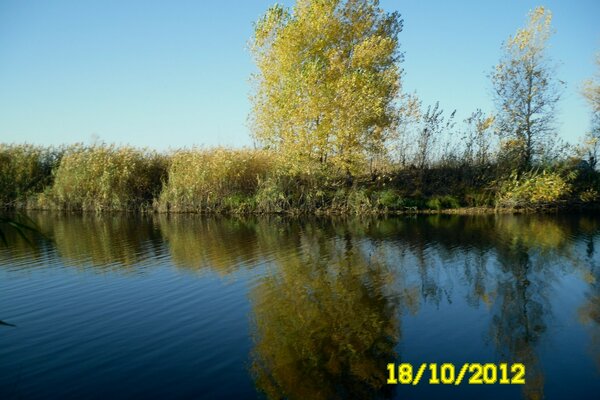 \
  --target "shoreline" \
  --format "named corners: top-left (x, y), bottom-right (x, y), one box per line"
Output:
top-left (7, 204), bottom-right (600, 216)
